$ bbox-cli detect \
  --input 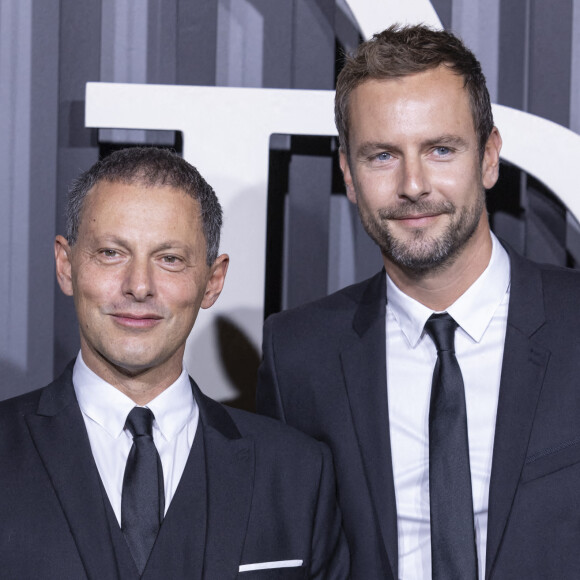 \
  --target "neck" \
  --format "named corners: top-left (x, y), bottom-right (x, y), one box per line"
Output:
top-left (80, 347), bottom-right (184, 405)
top-left (384, 225), bottom-right (493, 312)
